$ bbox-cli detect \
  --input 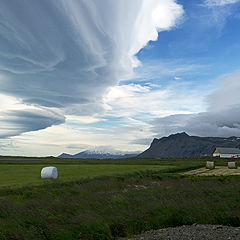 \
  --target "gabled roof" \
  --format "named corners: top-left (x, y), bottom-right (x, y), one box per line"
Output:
top-left (215, 147), bottom-right (240, 154)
